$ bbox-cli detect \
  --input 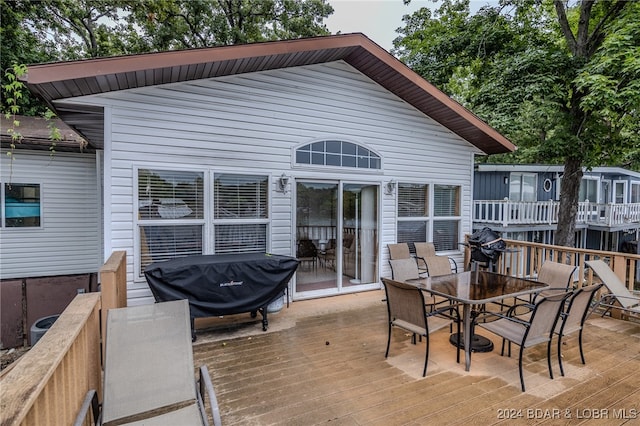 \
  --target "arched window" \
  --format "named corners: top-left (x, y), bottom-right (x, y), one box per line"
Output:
top-left (295, 140), bottom-right (381, 169)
